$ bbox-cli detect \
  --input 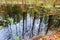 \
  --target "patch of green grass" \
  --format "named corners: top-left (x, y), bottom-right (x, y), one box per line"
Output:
top-left (14, 36), bottom-right (19, 40)
top-left (0, 26), bottom-right (3, 30)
